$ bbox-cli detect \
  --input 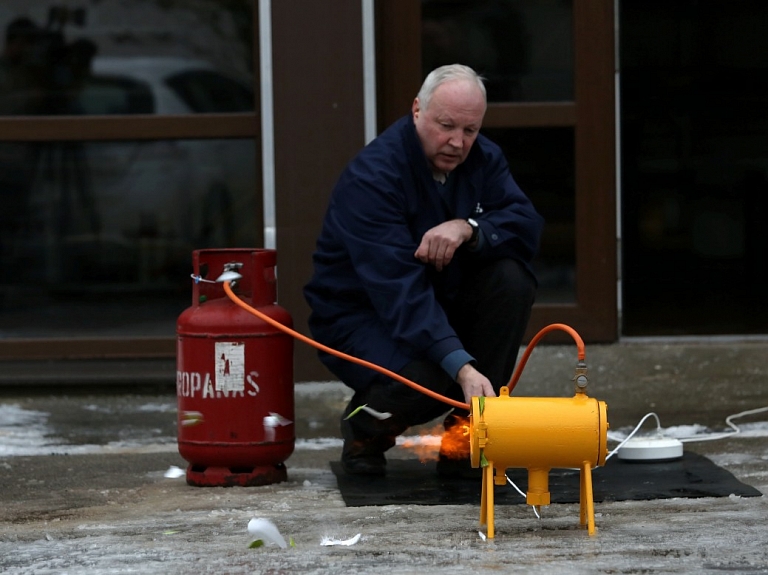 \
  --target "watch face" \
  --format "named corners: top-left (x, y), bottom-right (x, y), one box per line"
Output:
top-left (467, 218), bottom-right (479, 243)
